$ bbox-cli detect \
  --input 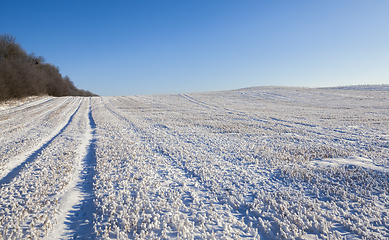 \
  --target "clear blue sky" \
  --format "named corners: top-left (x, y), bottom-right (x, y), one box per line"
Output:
top-left (1, 1), bottom-right (388, 96)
